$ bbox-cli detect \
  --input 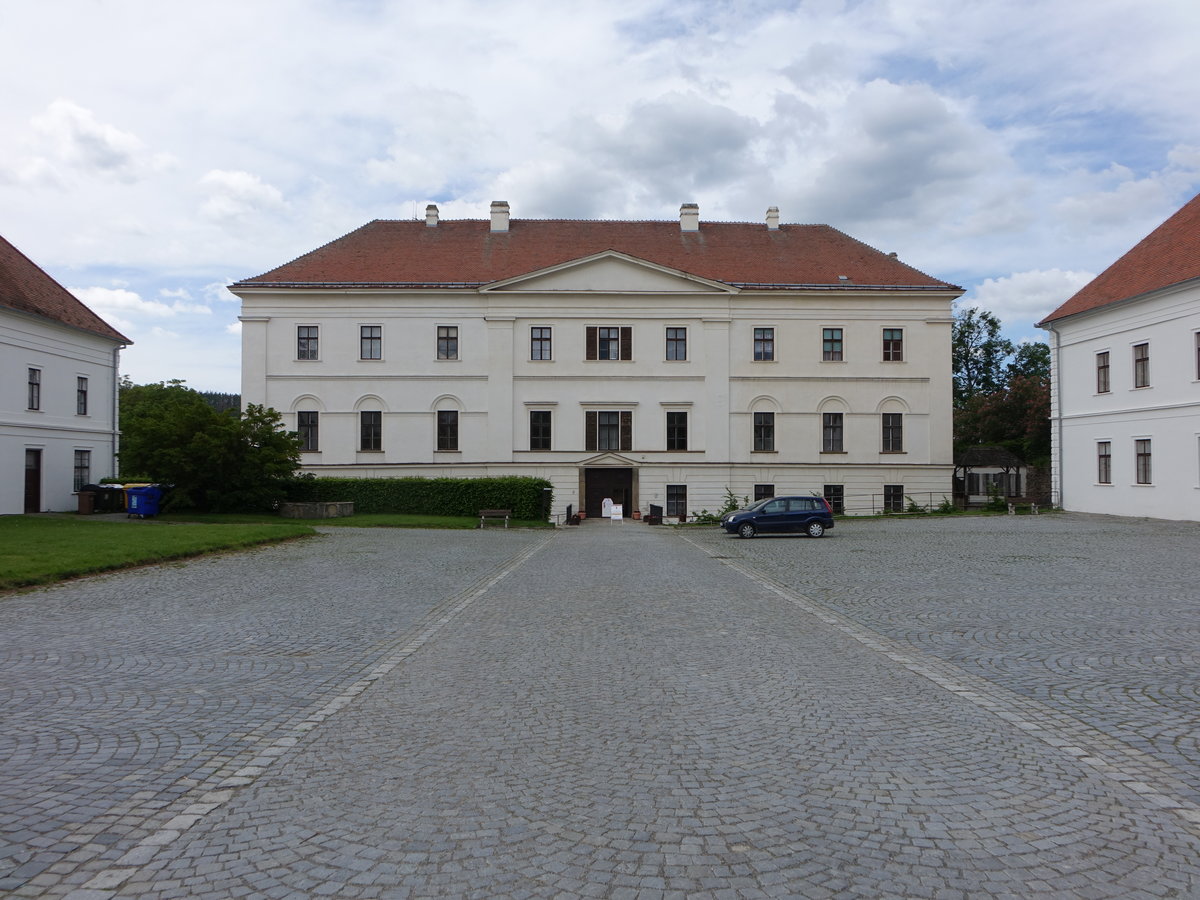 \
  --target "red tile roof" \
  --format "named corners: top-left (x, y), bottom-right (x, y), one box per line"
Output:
top-left (233, 218), bottom-right (960, 291)
top-left (0, 234), bottom-right (130, 343)
top-left (1040, 191), bottom-right (1200, 324)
